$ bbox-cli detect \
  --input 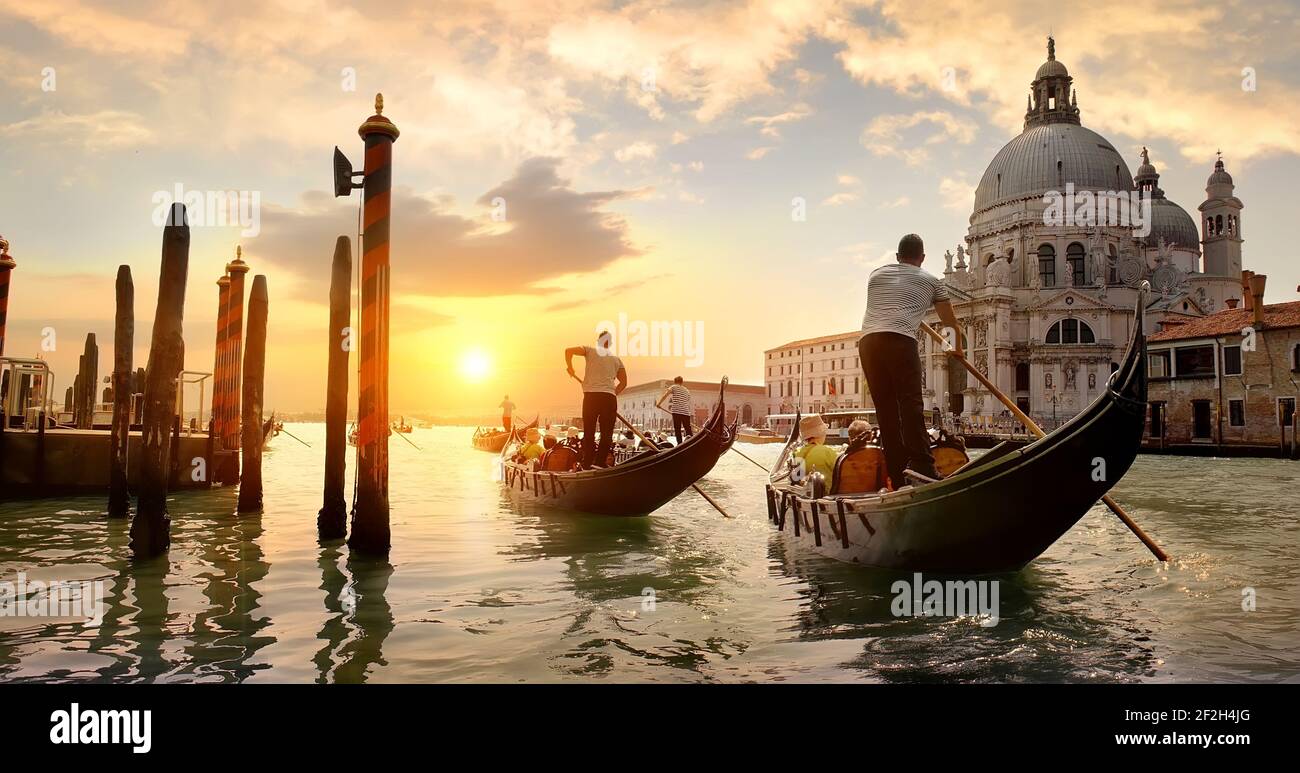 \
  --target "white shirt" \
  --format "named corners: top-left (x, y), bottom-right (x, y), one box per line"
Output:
top-left (499, 400), bottom-right (515, 416)
top-left (582, 346), bottom-right (625, 394)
